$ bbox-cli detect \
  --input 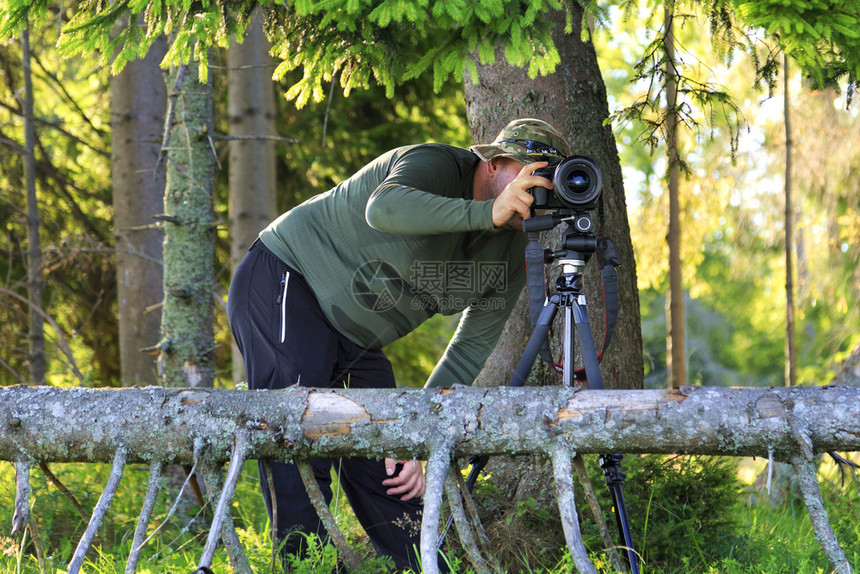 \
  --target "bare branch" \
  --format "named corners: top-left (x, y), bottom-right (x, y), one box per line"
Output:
top-left (8, 465), bottom-right (48, 574)
top-left (26, 510), bottom-right (47, 574)
top-left (296, 459), bottom-right (360, 571)
top-left (0, 356), bottom-right (28, 386)
top-left (207, 133), bottom-right (221, 170)
top-left (0, 286), bottom-right (85, 382)
top-left (550, 445), bottom-right (597, 574)
top-left (43, 244), bottom-right (163, 267)
top-left (126, 461), bottom-right (163, 574)
top-left (12, 461), bottom-right (31, 536)
top-left (444, 469), bottom-right (492, 574)
top-left (828, 452), bottom-right (859, 486)
top-left (792, 454), bottom-right (854, 573)
top-left (451, 465), bottom-right (497, 567)
top-left (261, 460), bottom-right (279, 573)
top-left (198, 432), bottom-right (251, 573)
top-left (213, 134), bottom-right (298, 144)
top-left (30, 52), bottom-right (109, 142)
top-left (38, 463), bottom-right (89, 522)
top-left (421, 443), bottom-right (452, 574)
top-left (138, 442), bottom-right (206, 549)
top-left (67, 447), bottom-right (128, 574)
top-left (155, 63), bottom-right (186, 180)
top-left (0, 100), bottom-right (109, 157)
top-left (151, 503), bottom-right (210, 563)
